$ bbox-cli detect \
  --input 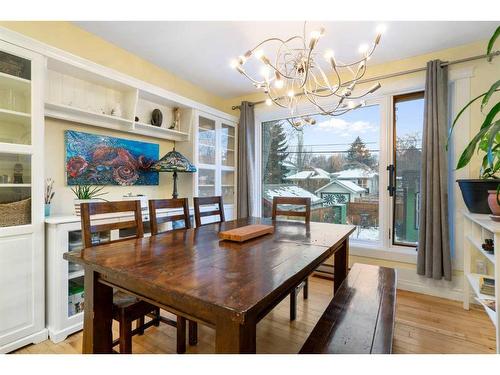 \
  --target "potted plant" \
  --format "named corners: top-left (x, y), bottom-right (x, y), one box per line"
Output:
top-left (70, 185), bottom-right (108, 216)
top-left (449, 26), bottom-right (500, 215)
top-left (45, 178), bottom-right (55, 217)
